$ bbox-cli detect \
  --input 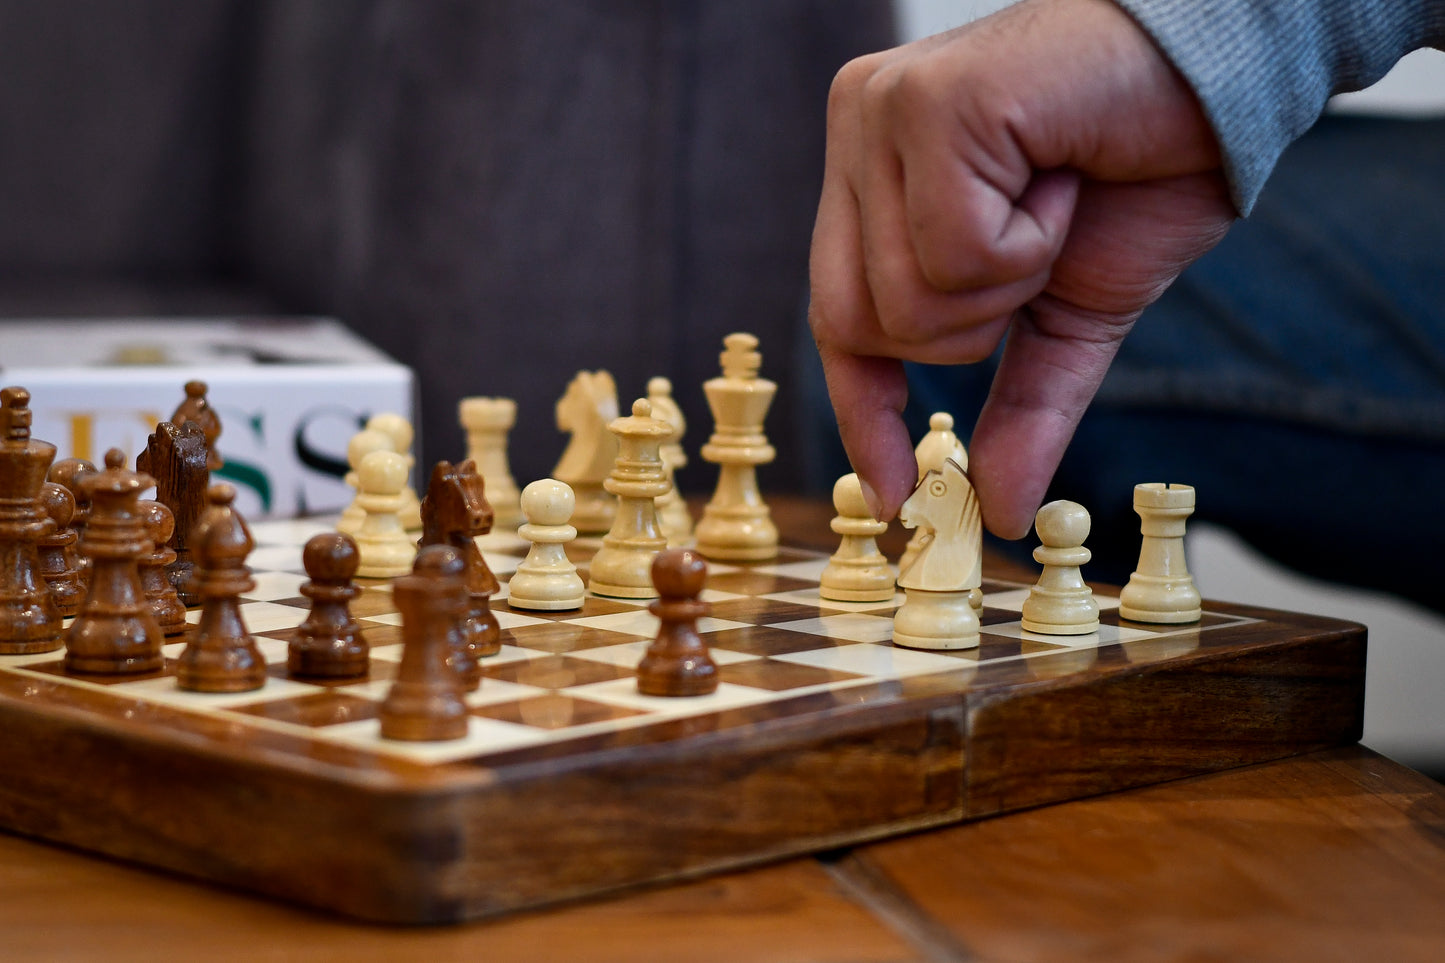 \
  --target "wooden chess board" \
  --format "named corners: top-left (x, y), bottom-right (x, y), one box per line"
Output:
top-left (0, 516), bottom-right (1365, 923)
